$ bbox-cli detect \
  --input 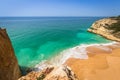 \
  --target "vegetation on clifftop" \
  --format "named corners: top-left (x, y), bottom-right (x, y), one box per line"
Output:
top-left (108, 16), bottom-right (120, 38)
top-left (88, 15), bottom-right (120, 41)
